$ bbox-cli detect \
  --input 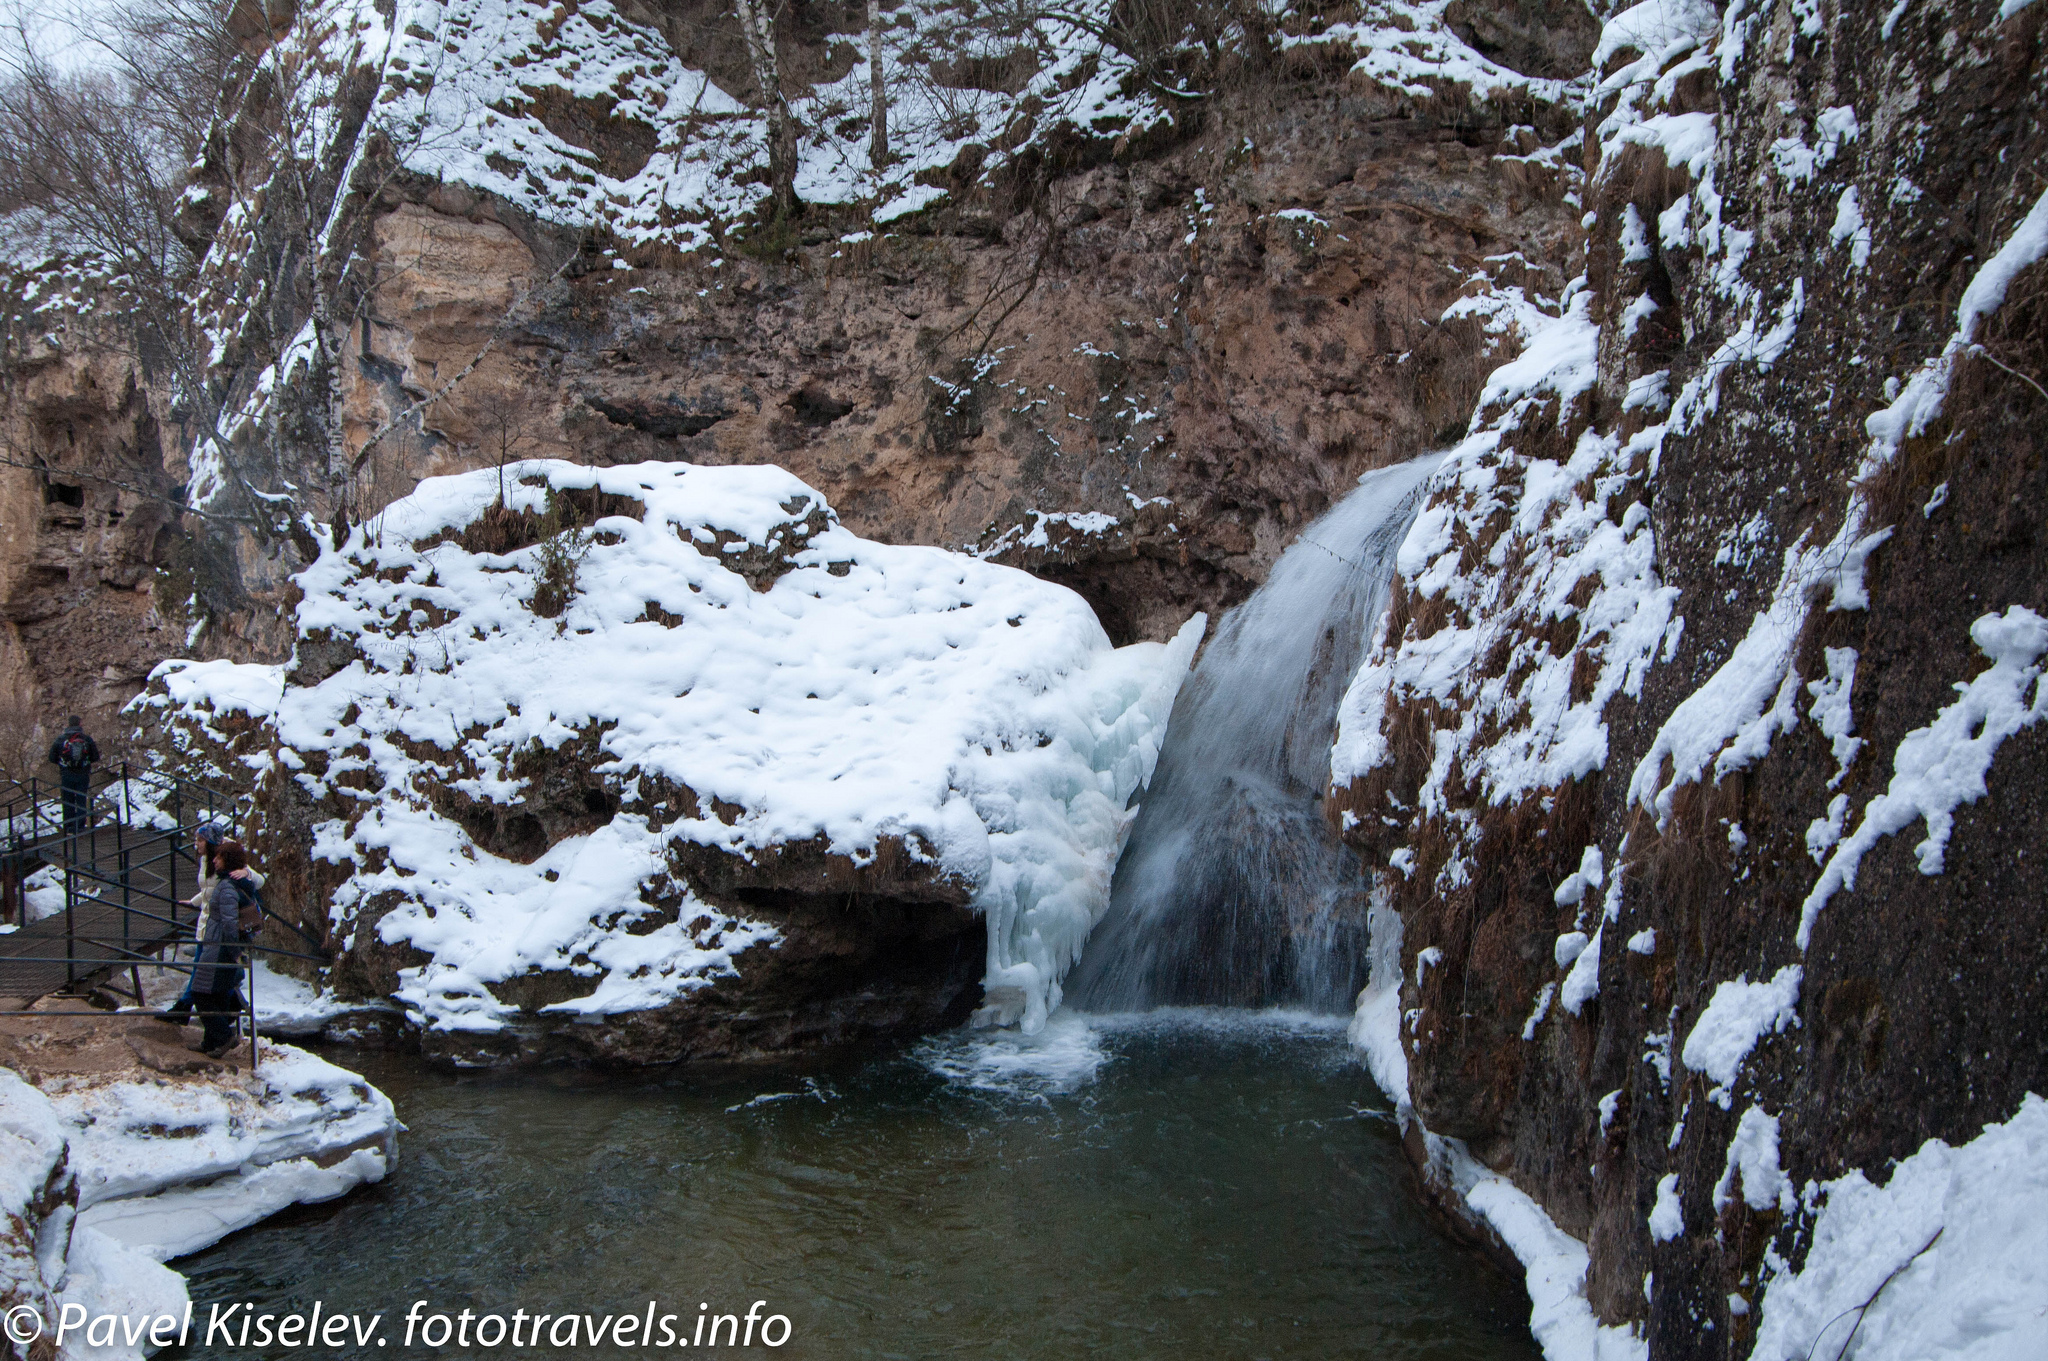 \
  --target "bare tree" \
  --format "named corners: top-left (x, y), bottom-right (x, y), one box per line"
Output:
top-left (732, 0), bottom-right (799, 223)
top-left (868, 0), bottom-right (889, 176)
top-left (469, 384), bottom-right (543, 505)
top-left (2, 0), bottom-right (562, 553)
